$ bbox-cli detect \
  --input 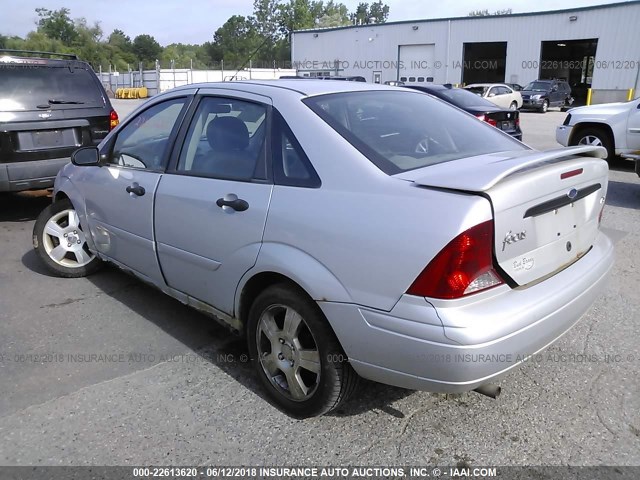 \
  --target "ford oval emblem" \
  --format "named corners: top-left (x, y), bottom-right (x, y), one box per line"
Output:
top-left (567, 188), bottom-right (578, 199)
